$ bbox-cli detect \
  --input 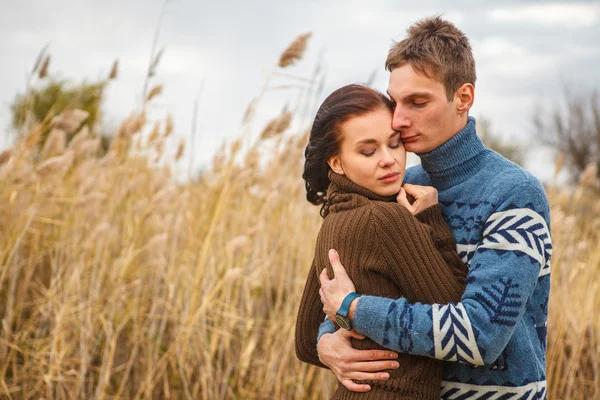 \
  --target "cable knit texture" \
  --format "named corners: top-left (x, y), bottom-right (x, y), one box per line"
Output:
top-left (295, 170), bottom-right (467, 399)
